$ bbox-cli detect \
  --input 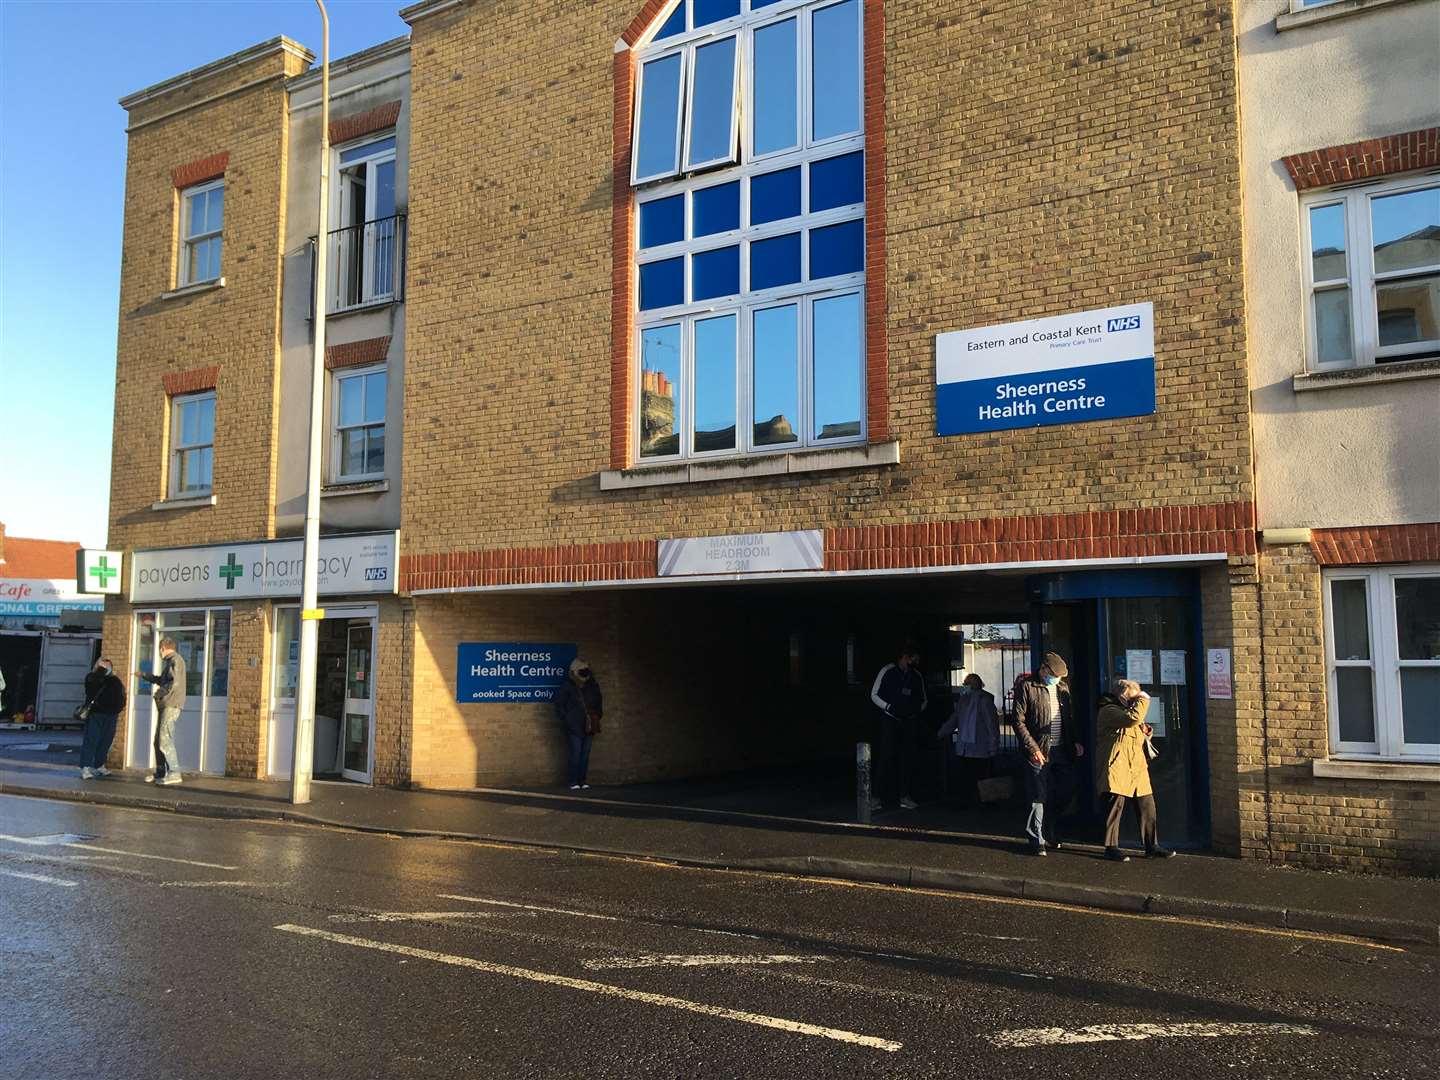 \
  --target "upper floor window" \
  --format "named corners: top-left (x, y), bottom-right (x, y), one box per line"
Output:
top-left (1302, 177), bottom-right (1440, 370)
top-left (332, 135), bottom-right (400, 311)
top-left (1325, 566), bottom-right (1440, 762)
top-left (180, 179), bottom-right (224, 287)
top-left (332, 365), bottom-right (387, 481)
top-left (633, 0), bottom-right (865, 462)
top-left (170, 391), bottom-right (215, 497)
